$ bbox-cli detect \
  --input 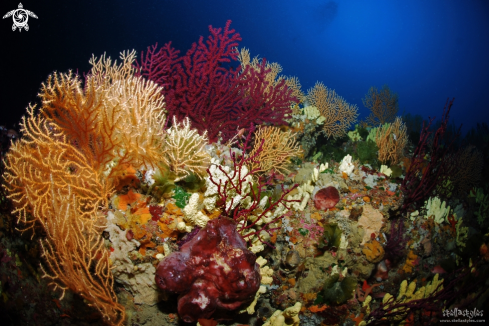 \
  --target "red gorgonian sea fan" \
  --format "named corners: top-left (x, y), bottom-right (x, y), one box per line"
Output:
top-left (136, 20), bottom-right (298, 142)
